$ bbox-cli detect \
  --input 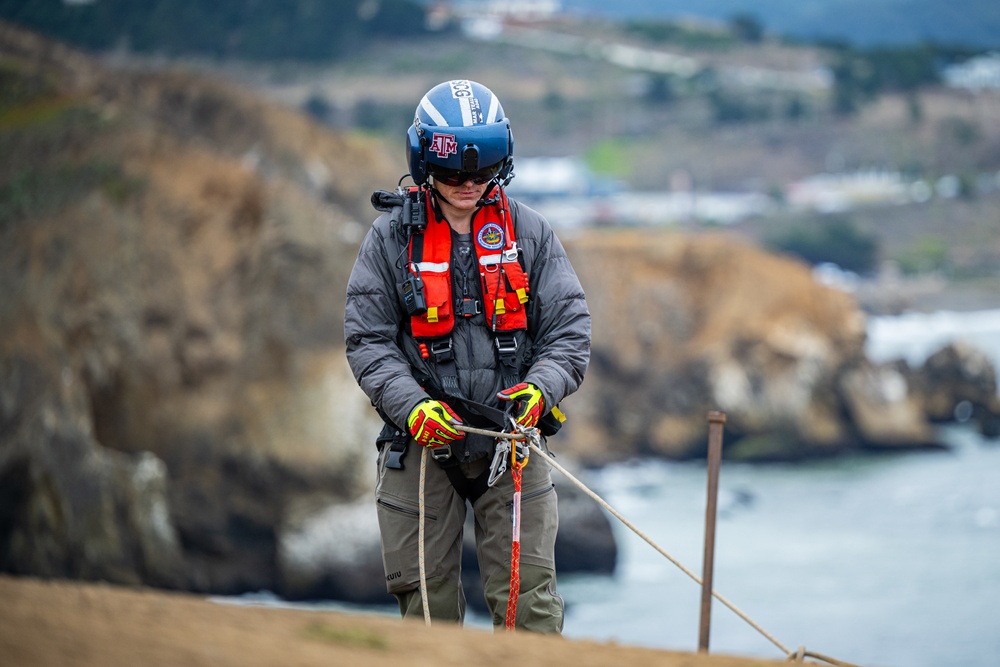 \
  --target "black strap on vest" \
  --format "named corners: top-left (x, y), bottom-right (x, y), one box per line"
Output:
top-left (494, 331), bottom-right (521, 389)
top-left (434, 393), bottom-right (511, 505)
